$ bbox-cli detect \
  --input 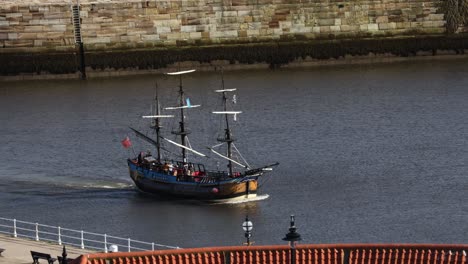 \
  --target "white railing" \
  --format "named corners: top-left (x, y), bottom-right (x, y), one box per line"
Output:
top-left (0, 217), bottom-right (180, 252)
